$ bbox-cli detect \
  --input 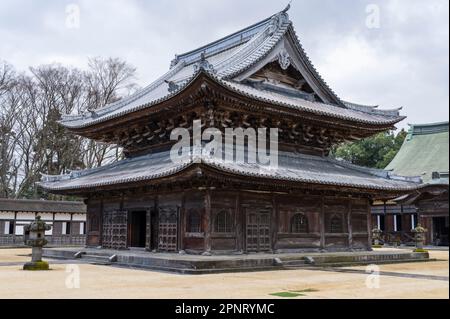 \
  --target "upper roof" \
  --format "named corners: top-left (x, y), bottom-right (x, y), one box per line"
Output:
top-left (59, 6), bottom-right (404, 130)
top-left (0, 198), bottom-right (86, 214)
top-left (385, 122), bottom-right (449, 183)
top-left (38, 149), bottom-right (420, 193)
